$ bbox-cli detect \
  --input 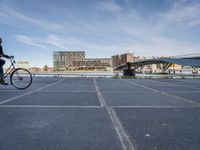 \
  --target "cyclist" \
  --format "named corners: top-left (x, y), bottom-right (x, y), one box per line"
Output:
top-left (0, 37), bottom-right (12, 85)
